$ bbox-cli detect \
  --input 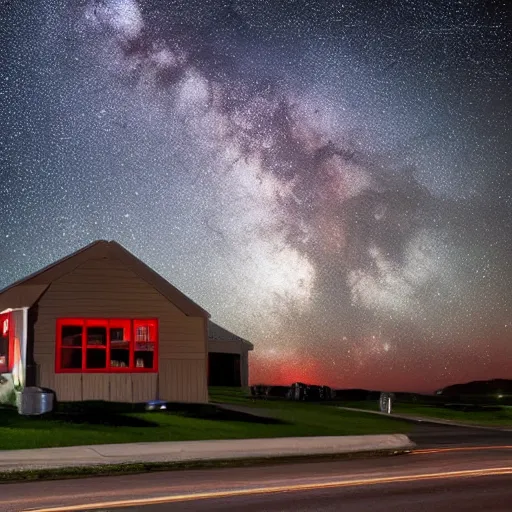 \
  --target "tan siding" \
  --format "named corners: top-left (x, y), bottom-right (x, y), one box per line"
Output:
top-left (31, 256), bottom-right (208, 403)
top-left (34, 342), bottom-right (54, 356)
top-left (37, 258), bottom-right (184, 319)
top-left (54, 374), bottom-right (83, 401)
top-left (161, 353), bottom-right (204, 360)
top-left (159, 320), bottom-right (204, 332)
top-left (33, 317), bottom-right (56, 361)
top-left (109, 374), bottom-right (133, 403)
top-left (38, 302), bottom-right (182, 317)
top-left (34, 326), bottom-right (54, 338)
top-left (159, 360), bottom-right (179, 401)
top-left (132, 374), bottom-right (157, 402)
top-left (159, 317), bottom-right (205, 357)
top-left (0, 284), bottom-right (49, 311)
top-left (160, 330), bottom-right (205, 340)
top-left (159, 359), bottom-right (208, 403)
top-left (159, 343), bottom-right (204, 357)
top-left (37, 356), bottom-right (55, 391)
top-left (41, 291), bottom-right (167, 300)
top-left (82, 374), bottom-right (110, 401)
